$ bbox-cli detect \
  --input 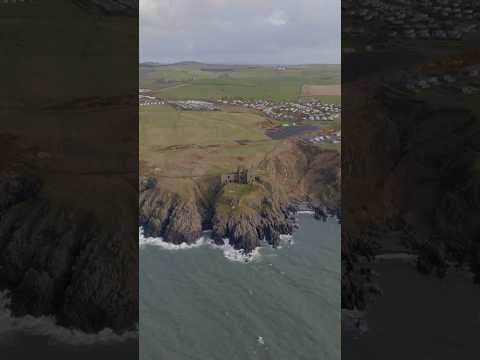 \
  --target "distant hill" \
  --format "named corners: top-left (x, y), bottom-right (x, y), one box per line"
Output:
top-left (171, 61), bottom-right (206, 66)
top-left (140, 61), bottom-right (206, 67)
top-left (140, 61), bottom-right (340, 67)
